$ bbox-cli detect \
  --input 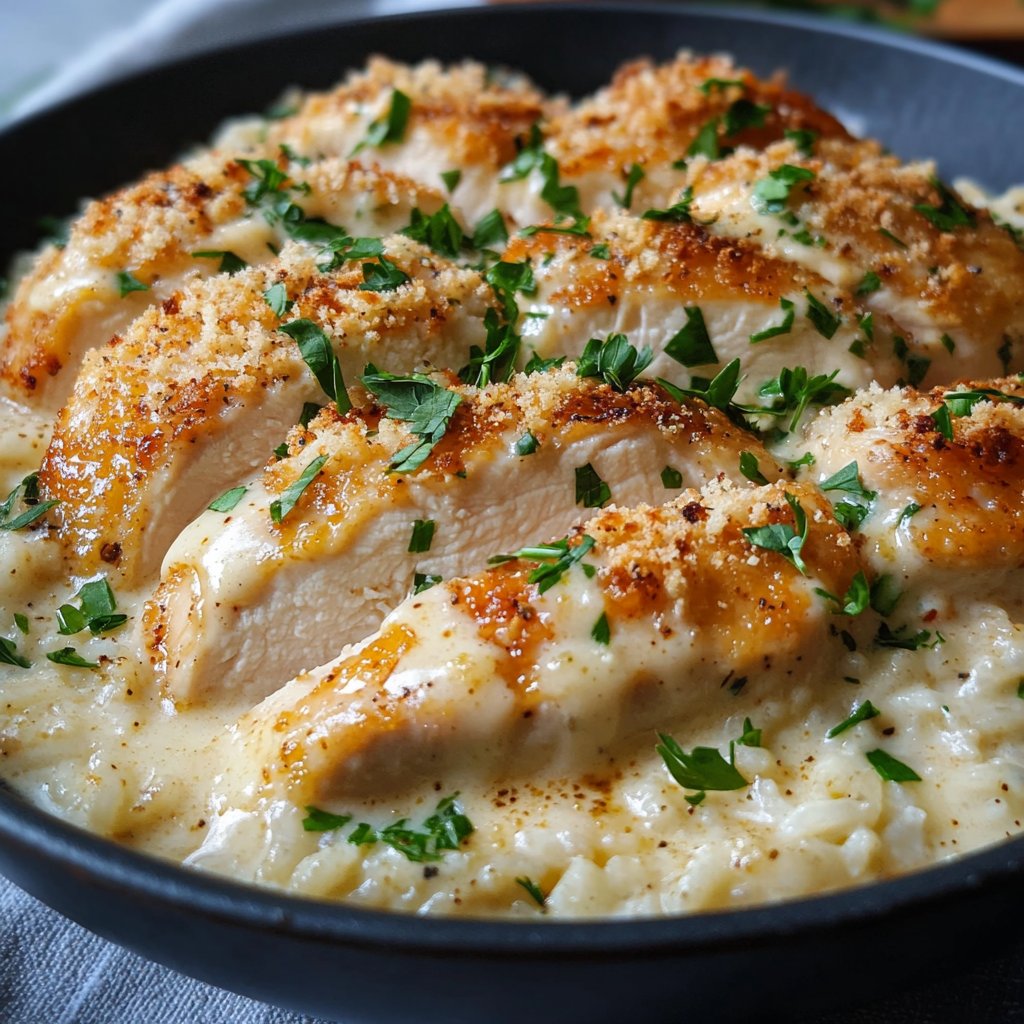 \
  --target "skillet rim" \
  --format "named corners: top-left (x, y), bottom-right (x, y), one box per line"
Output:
top-left (1, 0), bottom-right (1024, 961)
